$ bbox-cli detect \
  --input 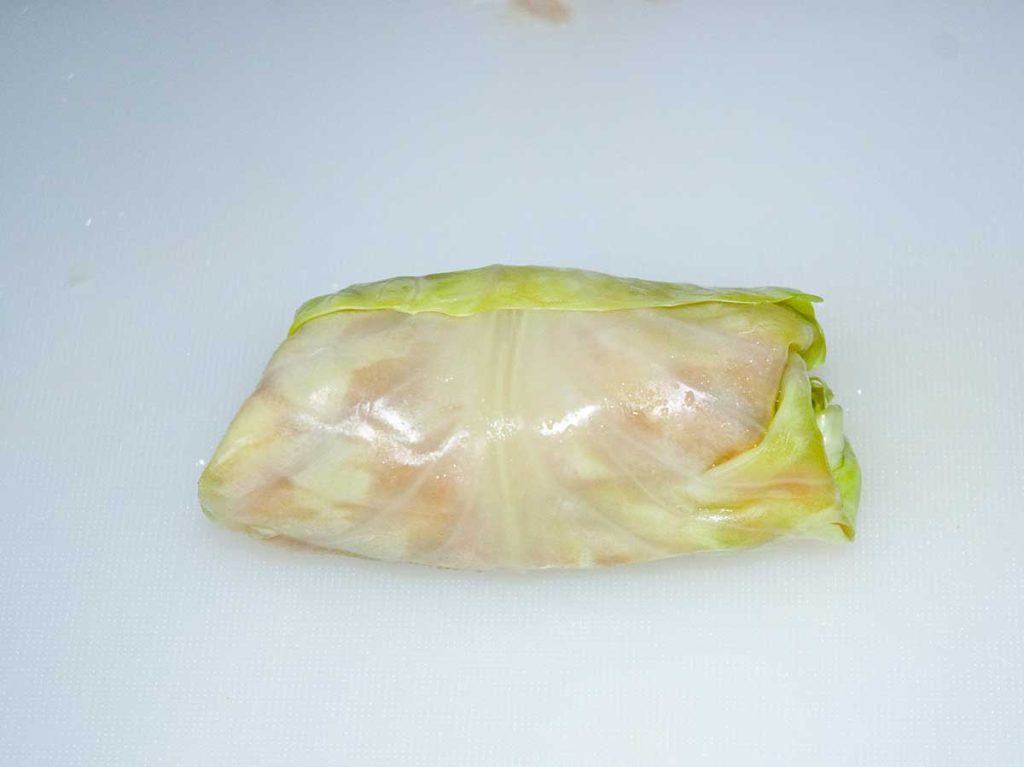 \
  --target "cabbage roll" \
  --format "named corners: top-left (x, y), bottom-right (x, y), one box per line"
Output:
top-left (199, 266), bottom-right (860, 569)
